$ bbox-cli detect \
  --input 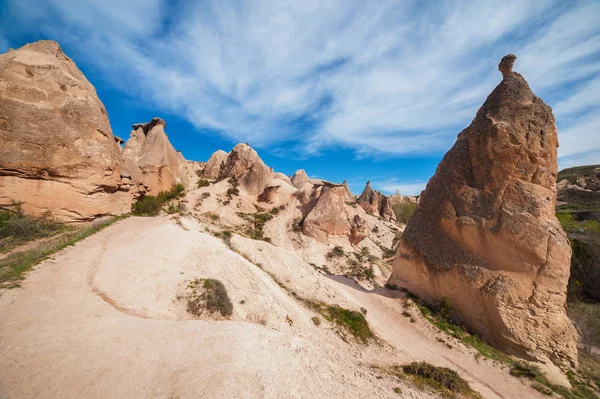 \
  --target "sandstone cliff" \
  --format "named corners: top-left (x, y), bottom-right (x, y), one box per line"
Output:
top-left (388, 55), bottom-right (578, 369)
top-left (0, 41), bottom-right (142, 222)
